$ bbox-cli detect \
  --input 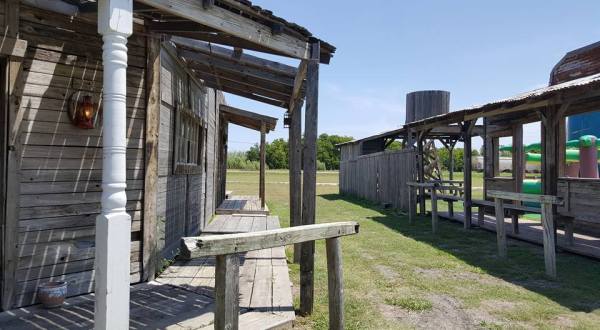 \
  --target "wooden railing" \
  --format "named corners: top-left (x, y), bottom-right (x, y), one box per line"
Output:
top-left (180, 222), bottom-right (360, 330)
top-left (407, 181), bottom-right (464, 233)
top-left (487, 190), bottom-right (562, 278)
